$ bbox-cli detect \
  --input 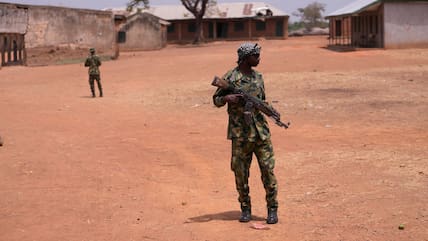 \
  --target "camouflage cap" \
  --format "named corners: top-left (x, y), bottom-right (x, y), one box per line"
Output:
top-left (237, 42), bottom-right (261, 64)
top-left (89, 48), bottom-right (95, 53)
